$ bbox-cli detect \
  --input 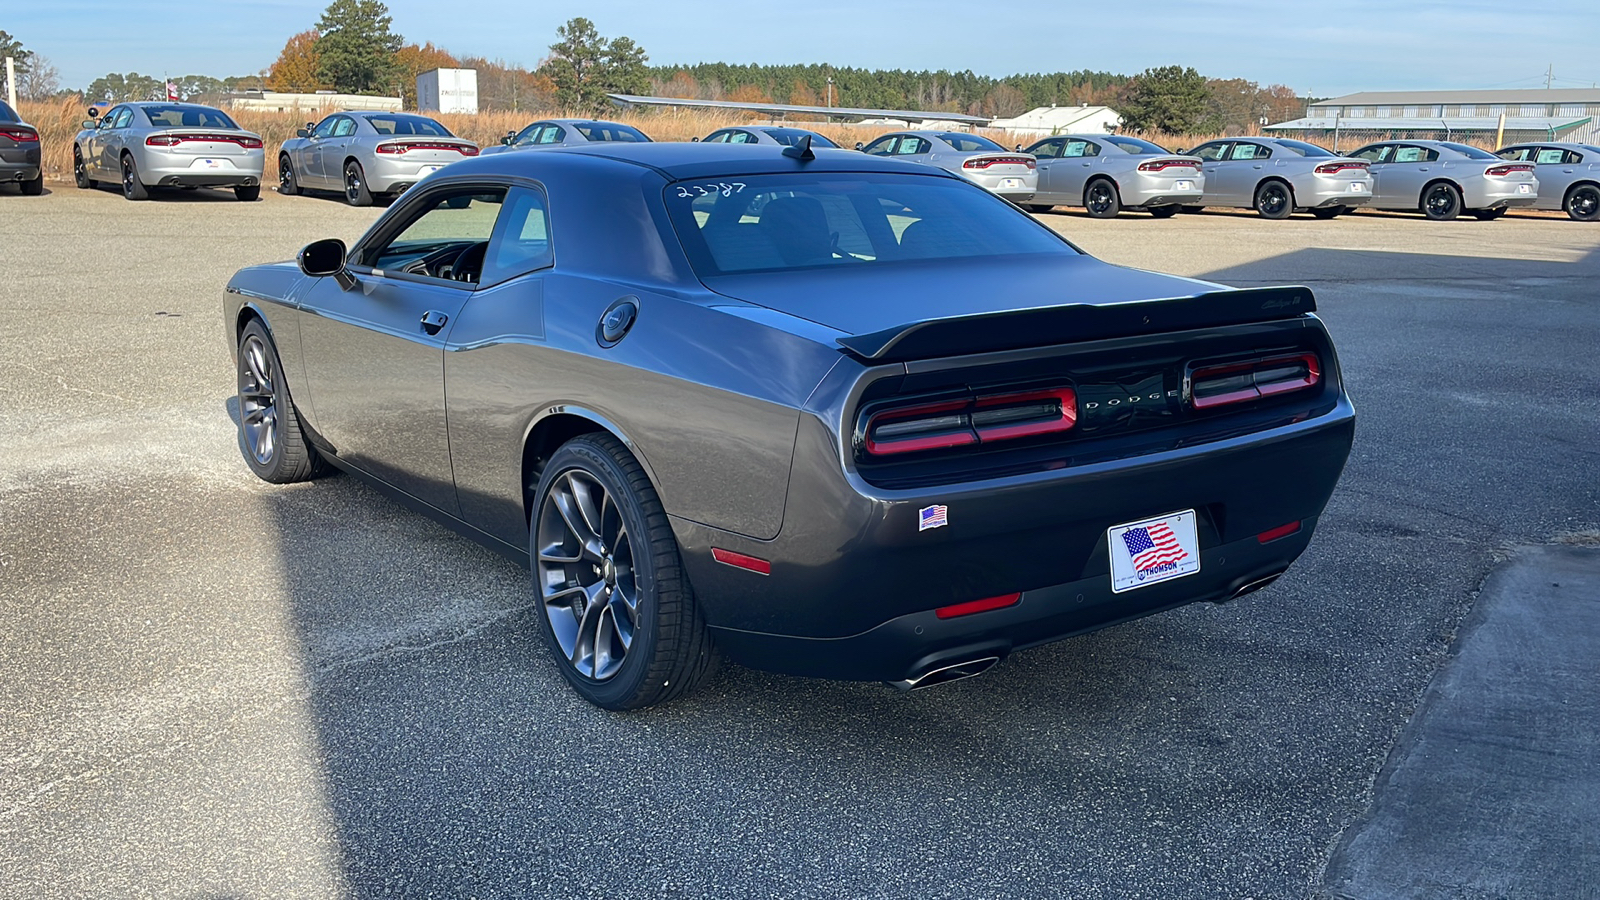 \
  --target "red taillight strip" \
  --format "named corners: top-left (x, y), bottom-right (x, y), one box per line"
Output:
top-left (971, 387), bottom-right (1078, 441)
top-left (936, 593), bottom-right (1021, 619)
top-left (964, 155), bottom-right (1036, 169)
top-left (1315, 161), bottom-right (1368, 174)
top-left (863, 387), bottom-right (1077, 456)
top-left (145, 133), bottom-right (263, 148)
top-left (1189, 352), bottom-right (1321, 410)
top-left (863, 398), bottom-right (977, 455)
top-left (1257, 521), bottom-right (1302, 543)
top-left (1486, 164), bottom-right (1533, 176)
top-left (1138, 158), bottom-right (1200, 171)
top-left (0, 128), bottom-right (39, 143)
top-left (711, 548), bottom-right (771, 575)
top-left (376, 141), bottom-right (479, 155)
